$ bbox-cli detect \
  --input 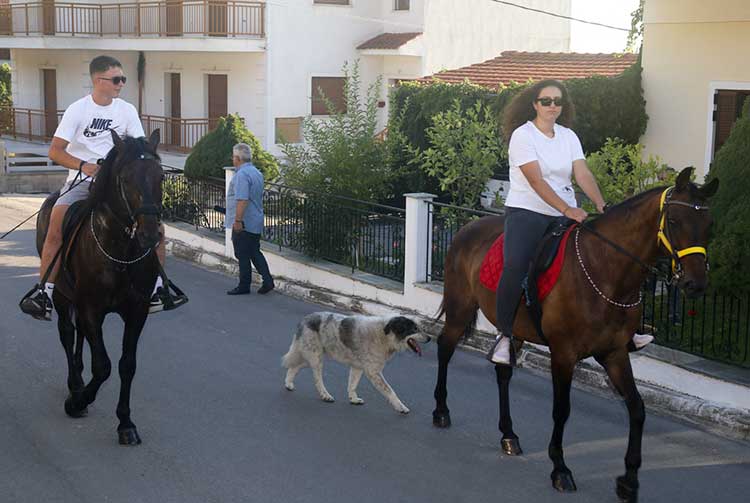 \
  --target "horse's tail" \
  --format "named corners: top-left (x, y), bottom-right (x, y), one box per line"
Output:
top-left (433, 300), bottom-right (446, 322)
